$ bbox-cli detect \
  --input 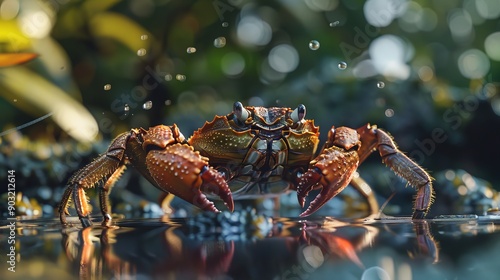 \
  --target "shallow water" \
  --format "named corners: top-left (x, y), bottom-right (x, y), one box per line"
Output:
top-left (1, 214), bottom-right (500, 280)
